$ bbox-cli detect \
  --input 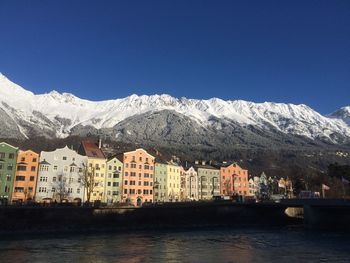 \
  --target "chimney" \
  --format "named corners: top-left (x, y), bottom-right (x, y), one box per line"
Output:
top-left (195, 160), bottom-right (199, 165)
top-left (201, 160), bottom-right (206, 166)
top-left (98, 138), bottom-right (102, 149)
